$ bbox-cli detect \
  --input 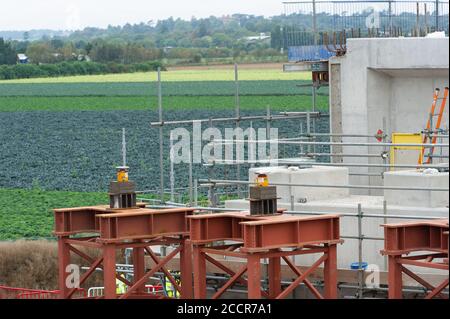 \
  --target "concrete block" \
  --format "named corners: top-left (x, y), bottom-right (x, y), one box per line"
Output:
top-left (249, 166), bottom-right (349, 204)
top-left (384, 170), bottom-right (449, 208)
